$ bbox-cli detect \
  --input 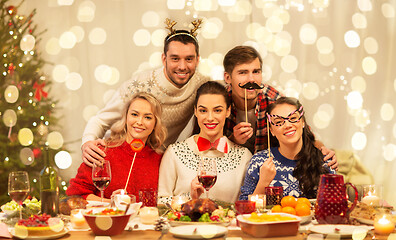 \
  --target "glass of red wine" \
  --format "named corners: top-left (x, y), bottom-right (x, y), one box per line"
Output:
top-left (92, 160), bottom-right (111, 202)
top-left (197, 157), bottom-right (217, 199)
top-left (8, 171), bottom-right (30, 219)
